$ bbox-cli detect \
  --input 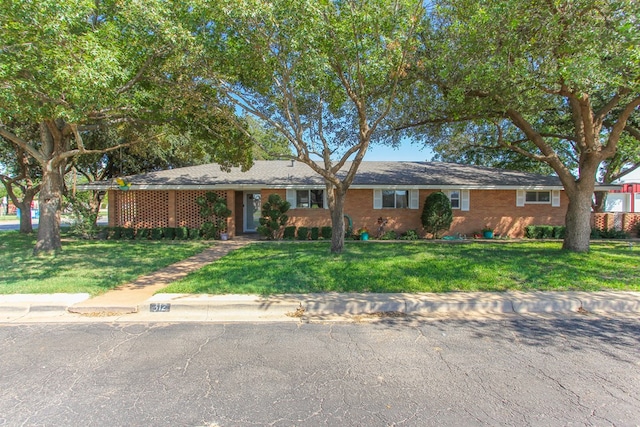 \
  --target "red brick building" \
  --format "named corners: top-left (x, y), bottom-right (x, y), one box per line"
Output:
top-left (81, 161), bottom-right (619, 238)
